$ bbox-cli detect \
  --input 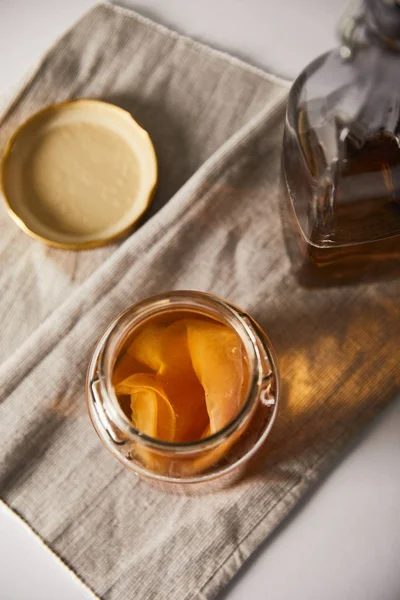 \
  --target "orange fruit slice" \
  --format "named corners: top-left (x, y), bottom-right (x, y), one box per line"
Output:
top-left (116, 373), bottom-right (176, 442)
top-left (130, 389), bottom-right (158, 438)
top-left (127, 324), bottom-right (165, 372)
top-left (186, 320), bottom-right (245, 434)
top-left (159, 321), bottom-right (209, 441)
top-left (127, 321), bottom-right (193, 374)
top-left (127, 321), bottom-right (209, 442)
top-left (158, 371), bottom-right (209, 442)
